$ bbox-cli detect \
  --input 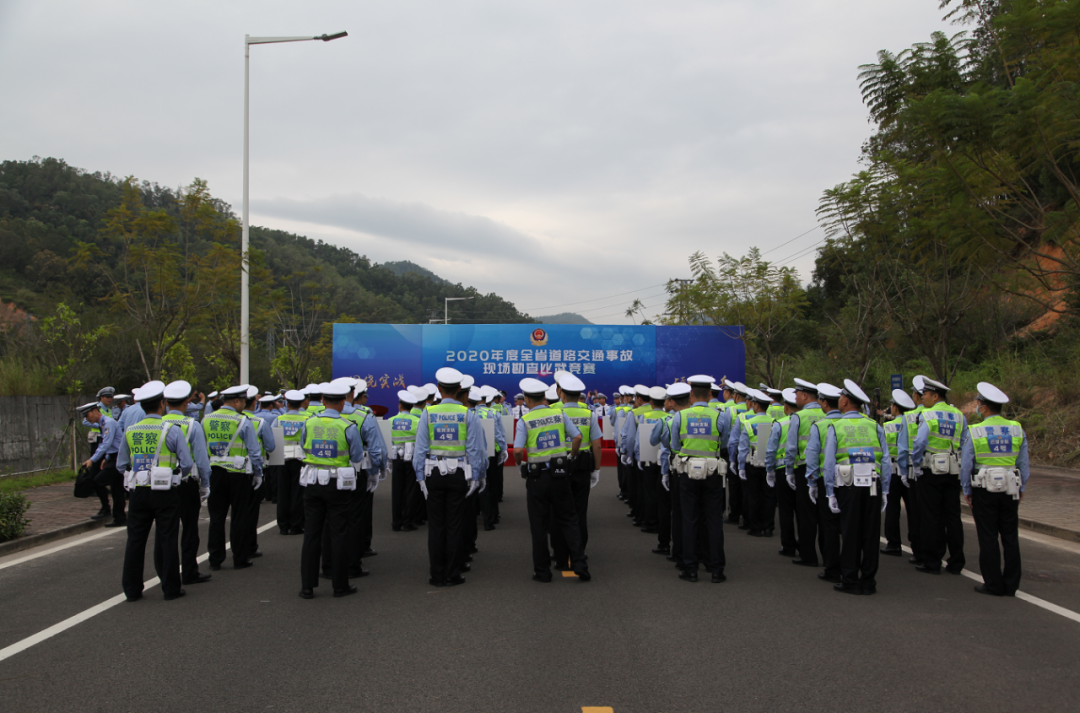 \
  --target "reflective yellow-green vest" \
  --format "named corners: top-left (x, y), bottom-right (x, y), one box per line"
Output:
top-left (921, 402), bottom-right (964, 455)
top-left (883, 416), bottom-right (904, 460)
top-left (809, 413), bottom-right (842, 474)
top-left (276, 412), bottom-right (310, 443)
top-left (767, 403), bottom-right (785, 420)
top-left (475, 406), bottom-right (502, 453)
top-left (391, 412), bottom-right (420, 445)
top-left (969, 415), bottom-right (1024, 468)
top-left (204, 409), bottom-right (250, 473)
top-left (795, 407), bottom-right (825, 467)
top-left (125, 417), bottom-right (178, 473)
top-left (903, 404), bottom-right (926, 449)
top-left (776, 416), bottom-right (792, 471)
top-left (830, 416), bottom-right (883, 471)
top-left (563, 403), bottom-right (593, 444)
top-left (677, 406), bottom-right (722, 458)
top-left (410, 407), bottom-right (424, 417)
top-left (306, 403), bottom-right (325, 416)
top-left (162, 412), bottom-right (194, 441)
top-left (745, 411), bottom-right (773, 448)
top-left (243, 411), bottom-right (268, 459)
top-left (302, 415), bottom-right (351, 468)
top-left (427, 403), bottom-right (468, 457)
top-left (521, 406), bottom-right (569, 463)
